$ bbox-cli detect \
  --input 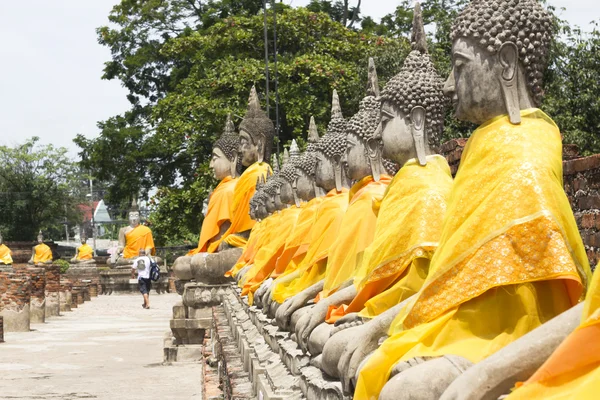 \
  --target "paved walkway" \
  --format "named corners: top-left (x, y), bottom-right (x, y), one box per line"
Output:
top-left (0, 293), bottom-right (202, 400)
